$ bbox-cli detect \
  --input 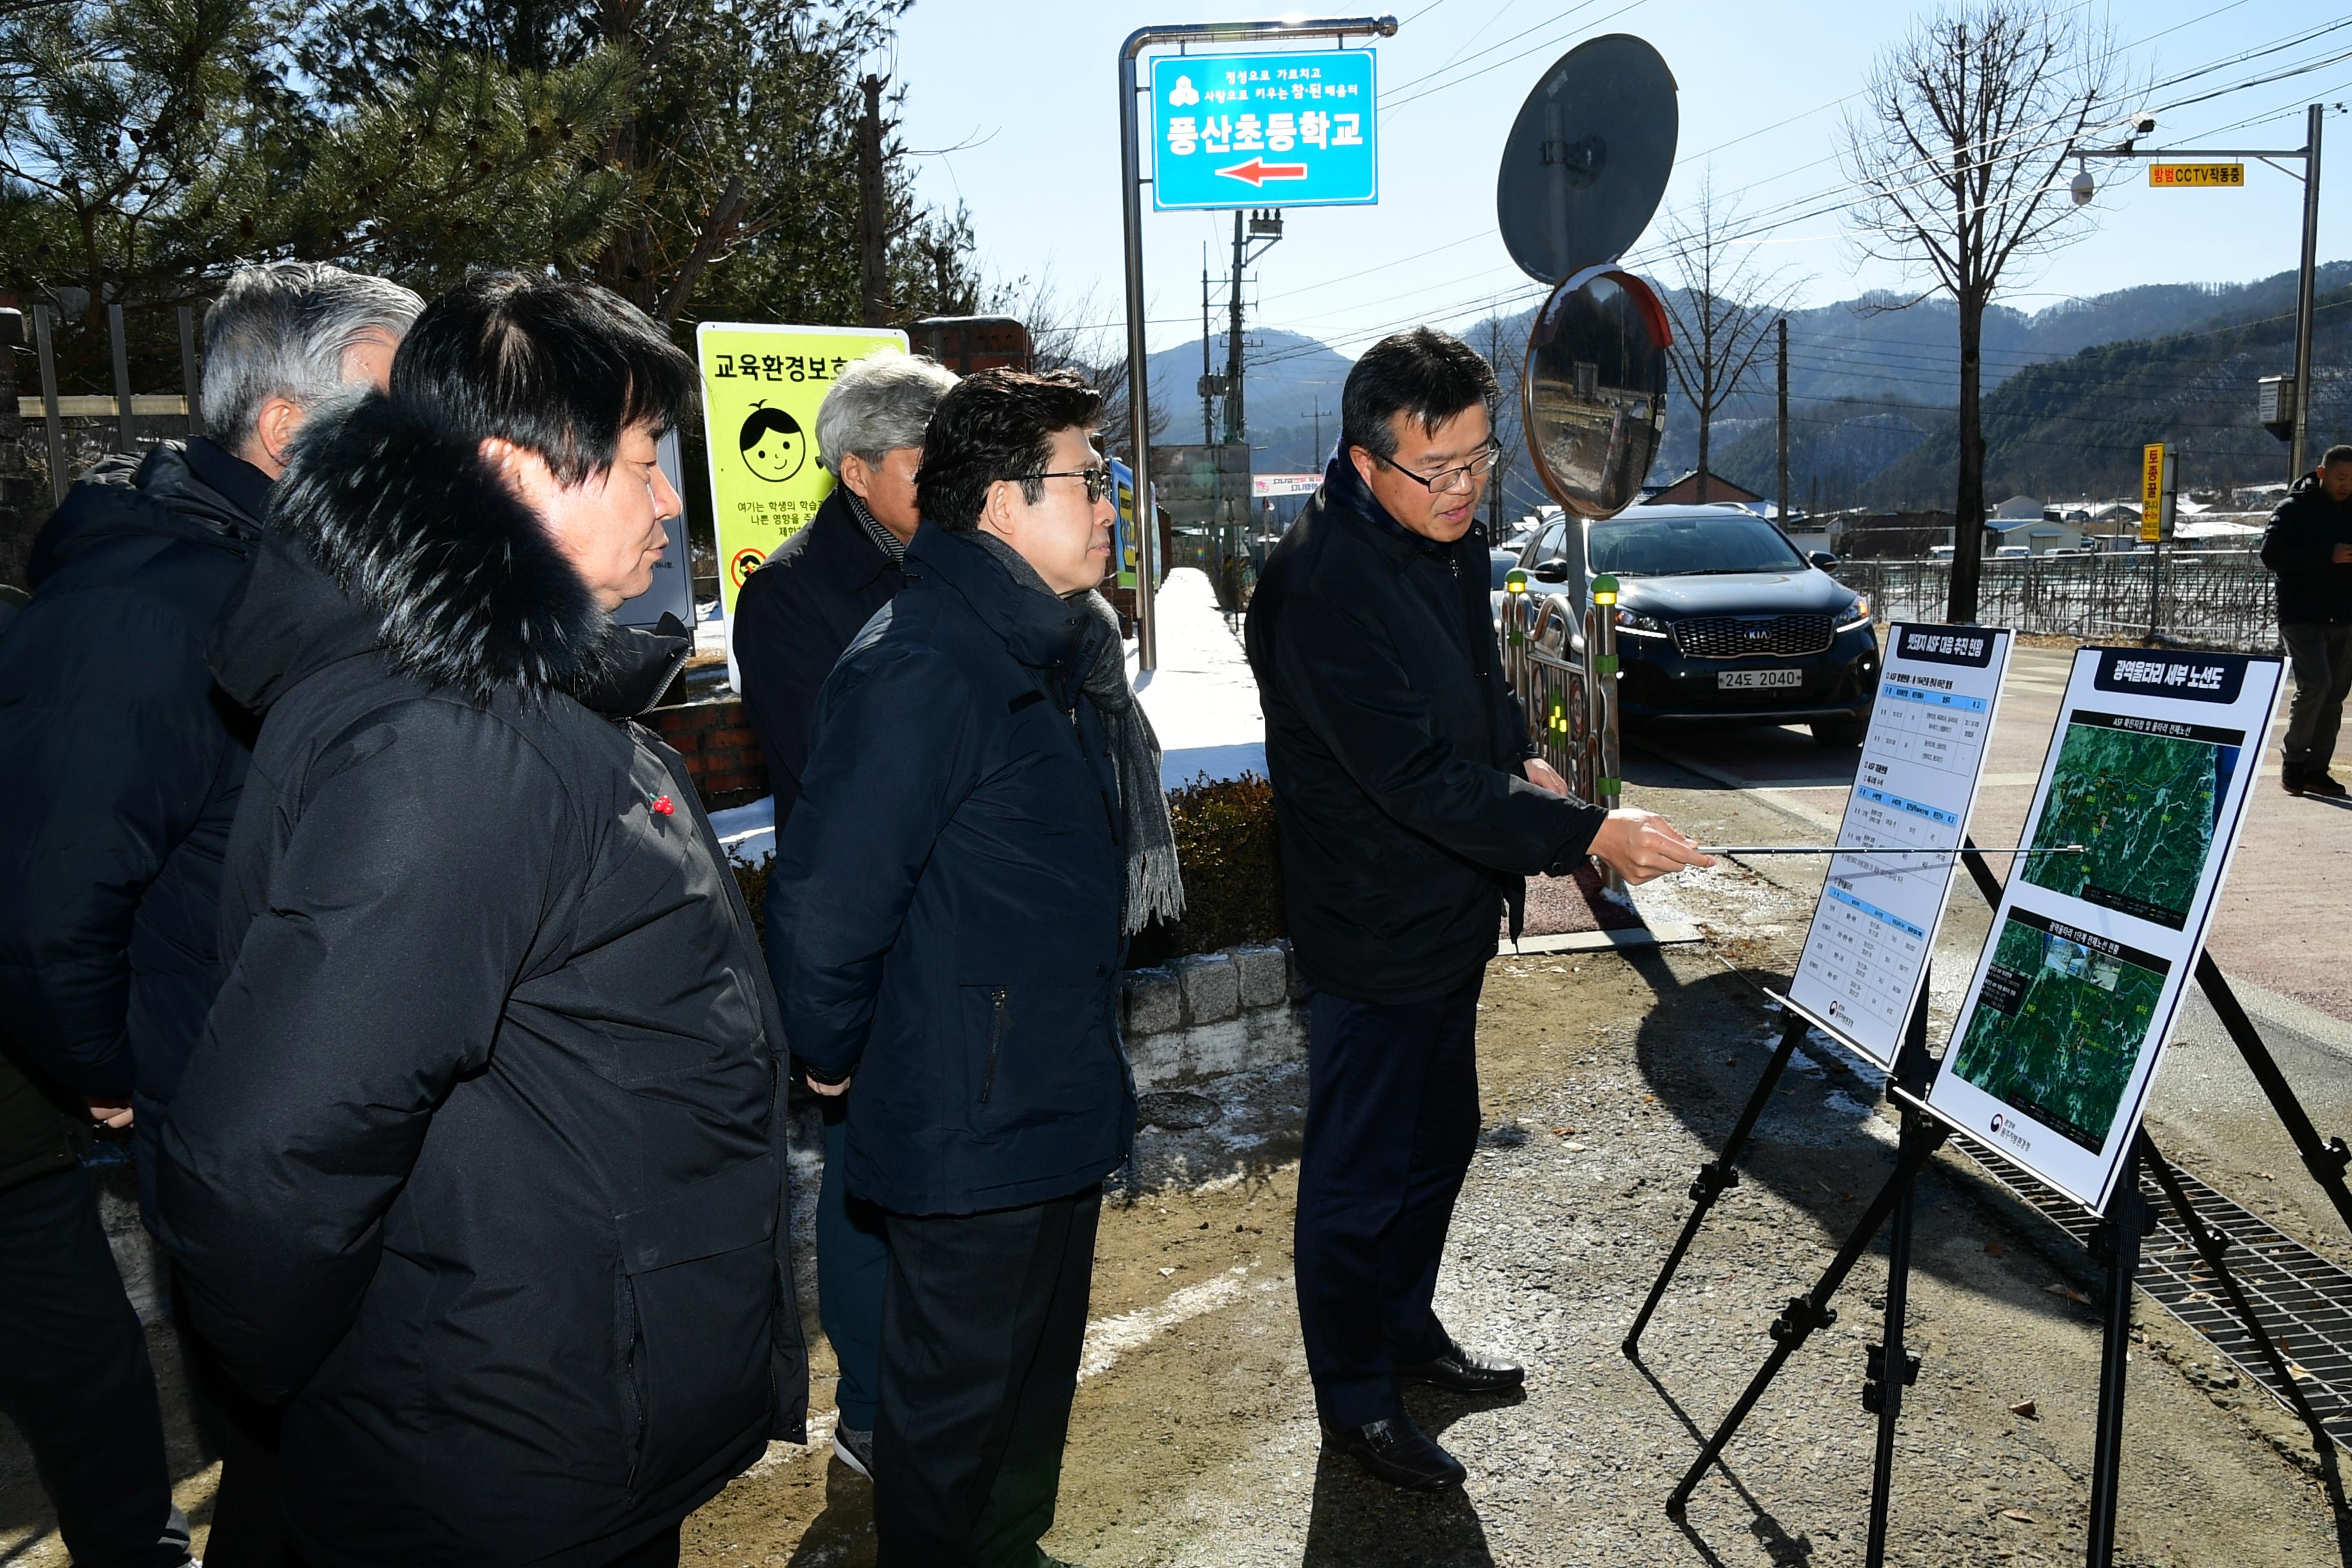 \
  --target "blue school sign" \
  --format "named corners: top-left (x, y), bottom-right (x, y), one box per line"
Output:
top-left (1150, 49), bottom-right (1379, 211)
